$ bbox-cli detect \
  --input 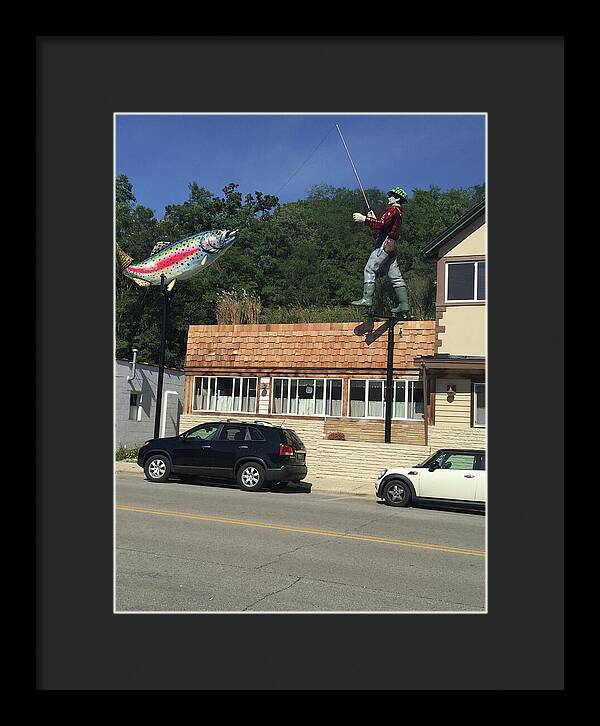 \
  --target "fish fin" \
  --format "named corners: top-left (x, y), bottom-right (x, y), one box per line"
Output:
top-left (115, 242), bottom-right (133, 270)
top-left (150, 240), bottom-right (171, 255)
top-left (133, 278), bottom-right (151, 287)
top-left (200, 256), bottom-right (207, 266)
top-left (167, 279), bottom-right (176, 291)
